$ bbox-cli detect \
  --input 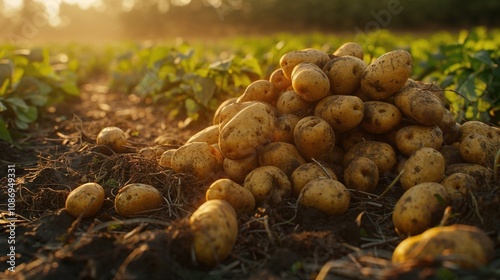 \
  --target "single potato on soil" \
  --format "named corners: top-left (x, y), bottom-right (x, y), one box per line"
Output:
top-left (114, 183), bottom-right (163, 217)
top-left (65, 182), bottom-right (105, 218)
top-left (299, 178), bottom-right (350, 215)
